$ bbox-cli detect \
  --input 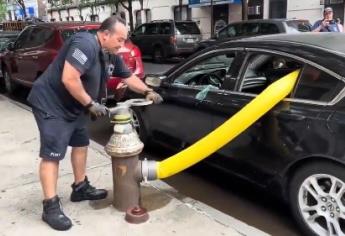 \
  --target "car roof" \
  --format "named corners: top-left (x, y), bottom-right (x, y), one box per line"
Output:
top-left (233, 32), bottom-right (345, 55)
top-left (29, 21), bottom-right (100, 29)
top-left (209, 32), bottom-right (345, 77)
top-left (229, 18), bottom-right (310, 25)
